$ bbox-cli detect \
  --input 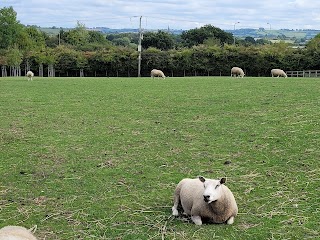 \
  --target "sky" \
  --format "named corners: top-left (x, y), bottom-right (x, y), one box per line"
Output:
top-left (1, 0), bottom-right (320, 30)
